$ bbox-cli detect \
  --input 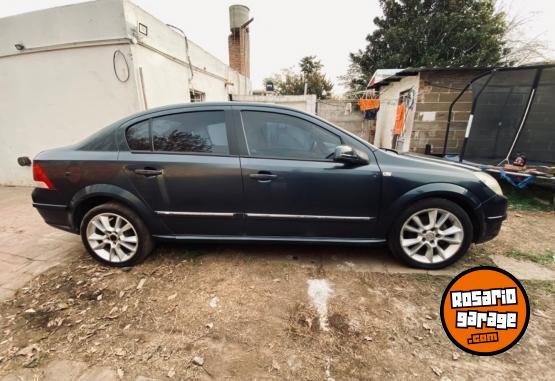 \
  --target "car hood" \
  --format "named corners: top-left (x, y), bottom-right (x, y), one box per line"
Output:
top-left (373, 149), bottom-right (481, 184)
top-left (401, 153), bottom-right (480, 172)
